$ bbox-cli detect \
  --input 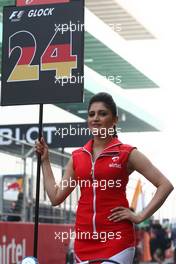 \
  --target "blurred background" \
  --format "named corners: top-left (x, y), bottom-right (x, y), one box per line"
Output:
top-left (0, 0), bottom-right (176, 264)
